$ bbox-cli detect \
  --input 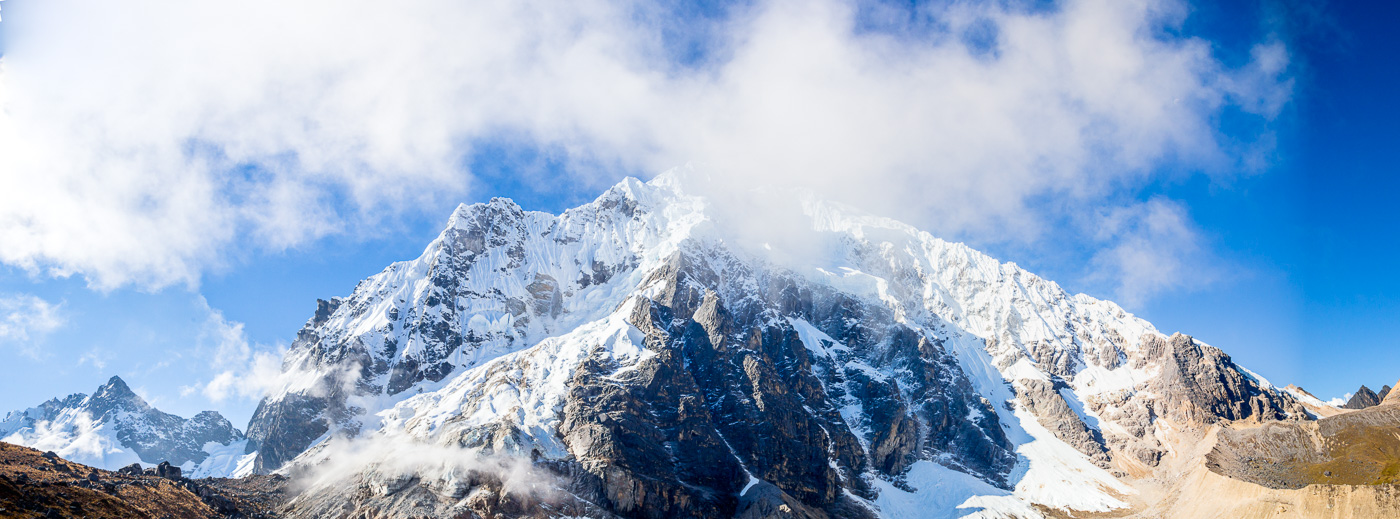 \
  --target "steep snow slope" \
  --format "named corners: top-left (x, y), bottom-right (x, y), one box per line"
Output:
top-left (0, 376), bottom-right (247, 476)
top-left (249, 168), bottom-right (1304, 518)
